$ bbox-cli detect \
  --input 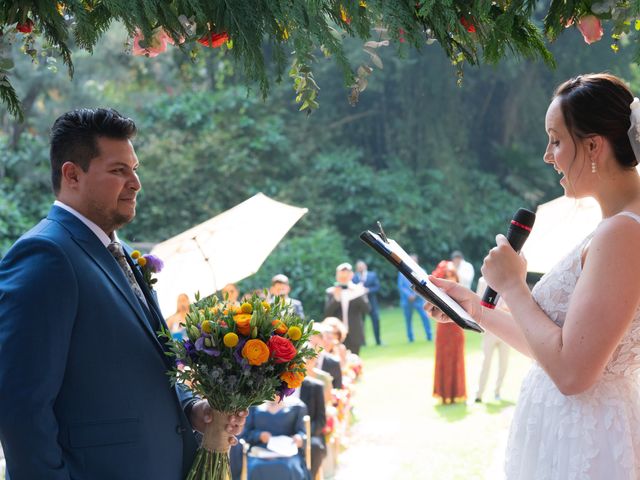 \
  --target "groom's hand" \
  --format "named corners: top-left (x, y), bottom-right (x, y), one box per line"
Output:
top-left (189, 400), bottom-right (249, 445)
